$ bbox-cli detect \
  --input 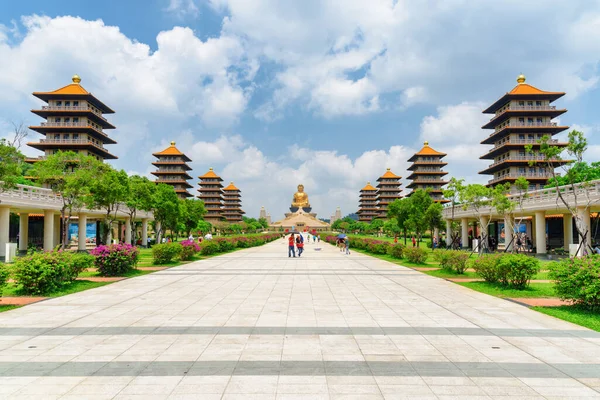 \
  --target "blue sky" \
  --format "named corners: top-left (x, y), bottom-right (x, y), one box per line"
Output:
top-left (1, 0), bottom-right (599, 219)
